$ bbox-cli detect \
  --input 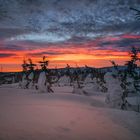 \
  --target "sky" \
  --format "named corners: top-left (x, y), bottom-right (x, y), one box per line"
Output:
top-left (0, 0), bottom-right (140, 72)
